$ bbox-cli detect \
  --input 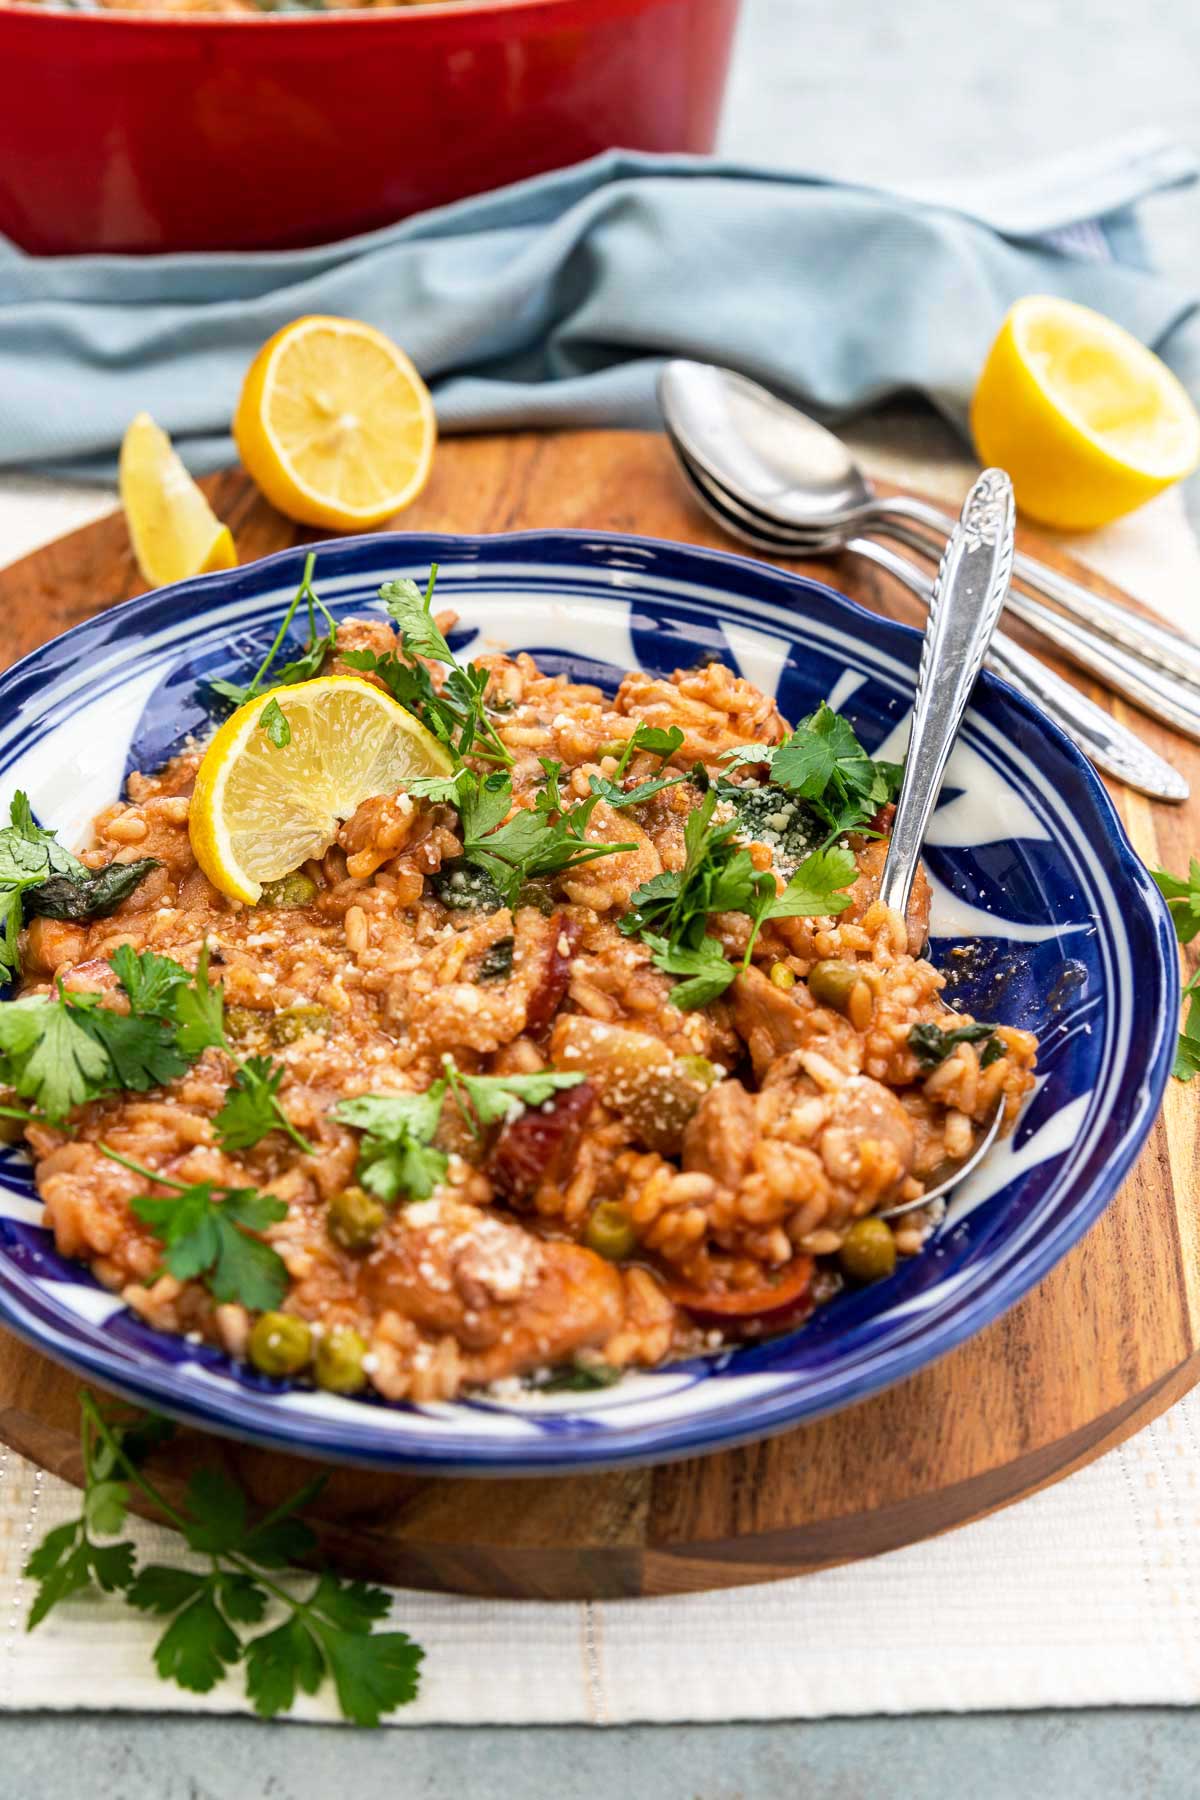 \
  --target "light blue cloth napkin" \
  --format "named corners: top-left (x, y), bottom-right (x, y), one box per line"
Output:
top-left (0, 131), bottom-right (1196, 480)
